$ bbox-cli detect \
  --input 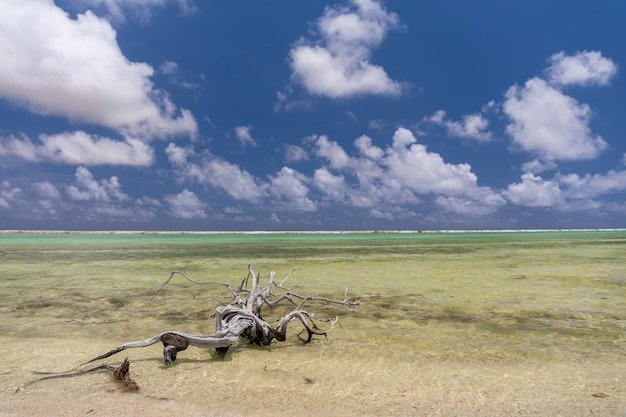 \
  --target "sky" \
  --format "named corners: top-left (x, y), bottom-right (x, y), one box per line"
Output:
top-left (1, 0), bottom-right (625, 231)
